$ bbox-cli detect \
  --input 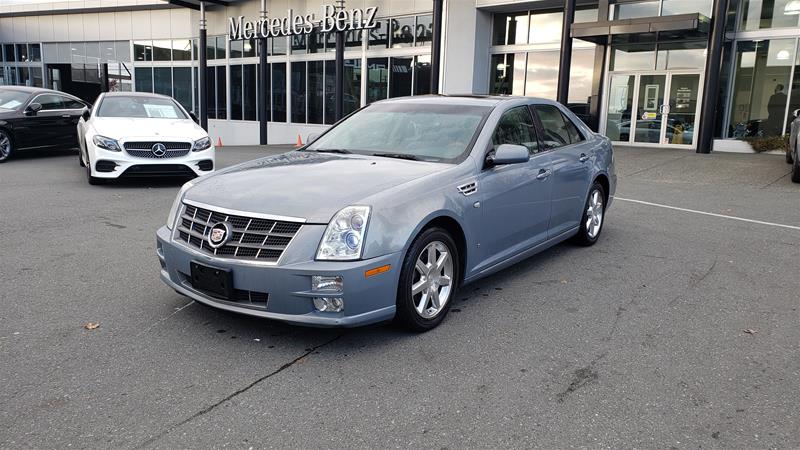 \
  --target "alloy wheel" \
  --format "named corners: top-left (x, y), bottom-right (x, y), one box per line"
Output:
top-left (411, 241), bottom-right (454, 319)
top-left (586, 189), bottom-right (604, 239)
top-left (0, 132), bottom-right (11, 160)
